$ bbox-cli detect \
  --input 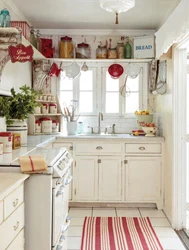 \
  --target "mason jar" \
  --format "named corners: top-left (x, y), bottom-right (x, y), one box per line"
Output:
top-left (59, 36), bottom-right (74, 58)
